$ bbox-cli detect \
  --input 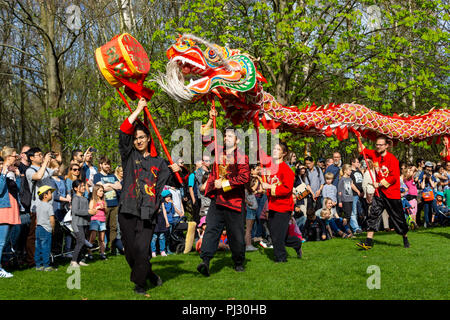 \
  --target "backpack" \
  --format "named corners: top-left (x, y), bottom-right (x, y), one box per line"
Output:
top-left (422, 187), bottom-right (434, 202)
top-left (19, 168), bottom-right (36, 212)
top-left (20, 167), bottom-right (55, 212)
